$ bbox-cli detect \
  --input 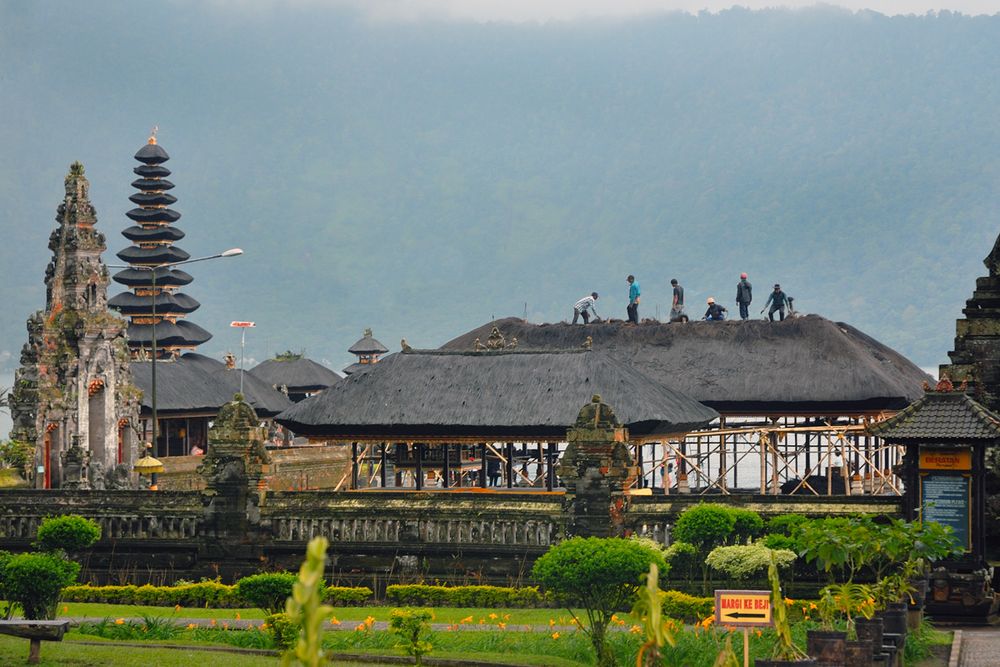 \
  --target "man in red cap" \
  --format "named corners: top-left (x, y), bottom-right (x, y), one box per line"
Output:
top-left (735, 272), bottom-right (753, 320)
